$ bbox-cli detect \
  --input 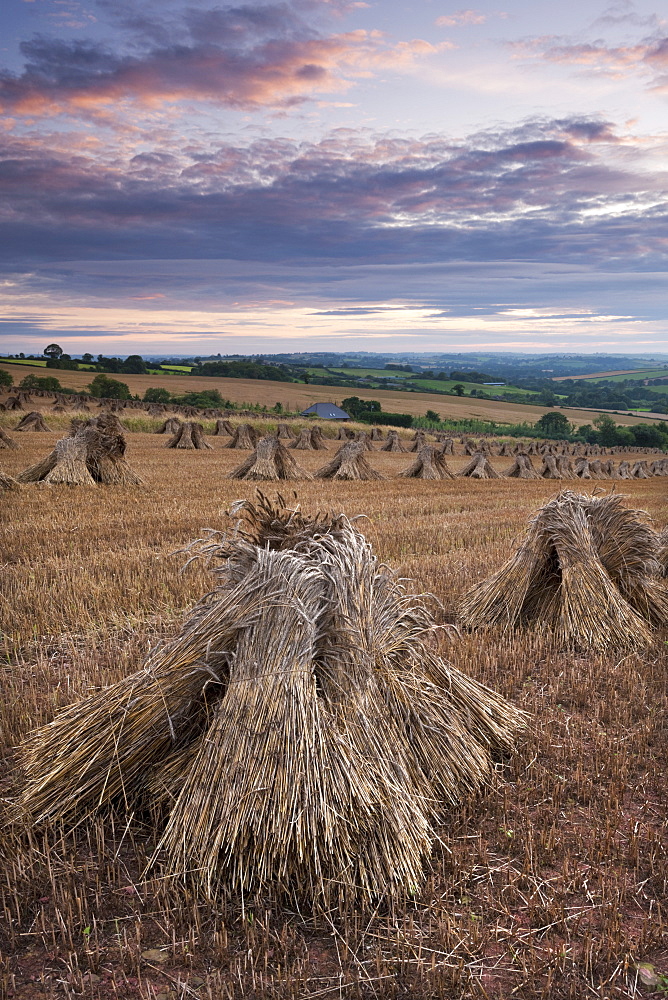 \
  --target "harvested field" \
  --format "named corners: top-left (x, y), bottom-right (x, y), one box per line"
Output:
top-left (2, 362), bottom-right (666, 428)
top-left (0, 427), bottom-right (666, 1000)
